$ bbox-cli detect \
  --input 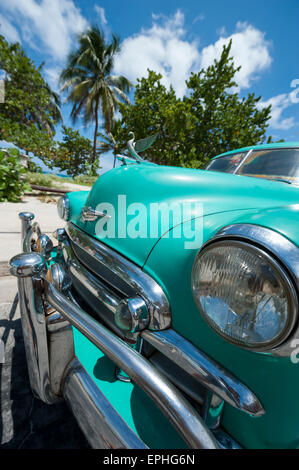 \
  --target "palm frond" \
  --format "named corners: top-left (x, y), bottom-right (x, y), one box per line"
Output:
top-left (60, 25), bottom-right (131, 161)
top-left (111, 85), bottom-right (131, 104)
top-left (101, 87), bottom-right (115, 133)
top-left (109, 75), bottom-right (132, 93)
